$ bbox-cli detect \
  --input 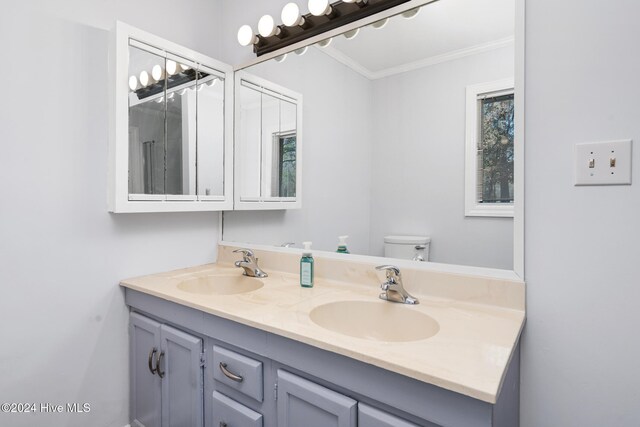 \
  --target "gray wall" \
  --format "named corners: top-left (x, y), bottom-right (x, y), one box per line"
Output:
top-left (369, 46), bottom-right (514, 269)
top-left (0, 2), bottom-right (222, 426)
top-left (521, 0), bottom-right (640, 425)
